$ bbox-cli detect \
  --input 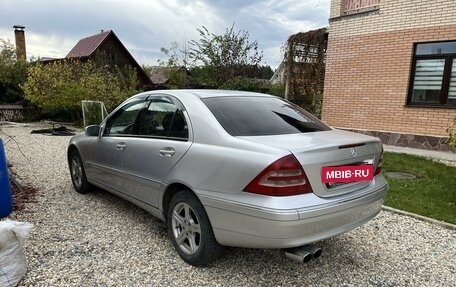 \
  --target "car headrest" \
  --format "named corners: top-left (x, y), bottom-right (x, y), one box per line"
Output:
top-left (162, 113), bottom-right (173, 131)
